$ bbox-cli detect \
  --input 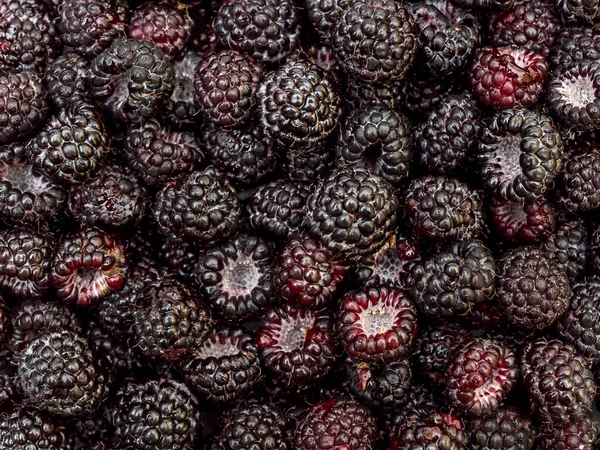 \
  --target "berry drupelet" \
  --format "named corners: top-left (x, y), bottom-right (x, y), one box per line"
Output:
top-left (537, 417), bottom-right (599, 450)
top-left (550, 25), bottom-right (600, 69)
top-left (0, 406), bottom-right (75, 450)
top-left (466, 406), bottom-right (536, 450)
top-left (556, 147), bottom-right (600, 212)
top-left (44, 52), bottom-right (91, 109)
top-left (489, 195), bottom-right (556, 244)
top-left (542, 213), bottom-right (589, 282)
top-left (390, 413), bottom-right (468, 450)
